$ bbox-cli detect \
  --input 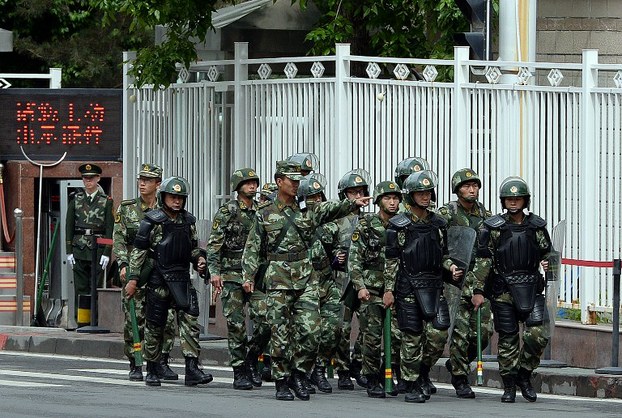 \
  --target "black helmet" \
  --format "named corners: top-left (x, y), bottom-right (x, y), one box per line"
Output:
top-left (499, 176), bottom-right (531, 210)
top-left (158, 176), bottom-right (190, 210)
top-left (287, 153), bottom-right (319, 175)
top-left (337, 169), bottom-right (371, 200)
top-left (298, 173), bottom-right (328, 203)
top-left (402, 170), bottom-right (437, 207)
top-left (394, 157), bottom-right (430, 188)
